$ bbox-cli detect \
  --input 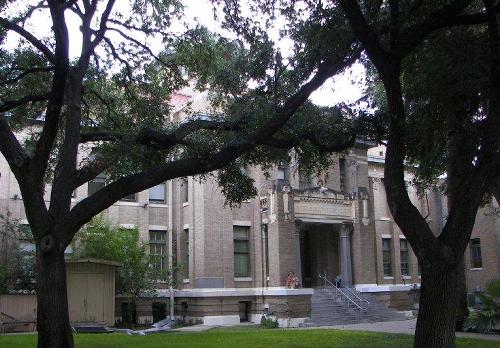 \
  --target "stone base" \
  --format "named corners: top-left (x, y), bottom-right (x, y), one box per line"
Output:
top-left (116, 288), bottom-right (313, 327)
